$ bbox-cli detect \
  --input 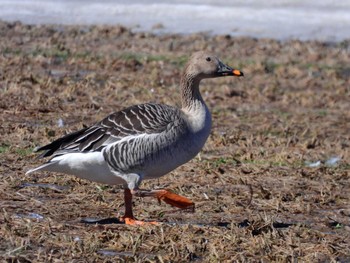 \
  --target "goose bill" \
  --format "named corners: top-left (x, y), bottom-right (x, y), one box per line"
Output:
top-left (217, 63), bottom-right (244, 77)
